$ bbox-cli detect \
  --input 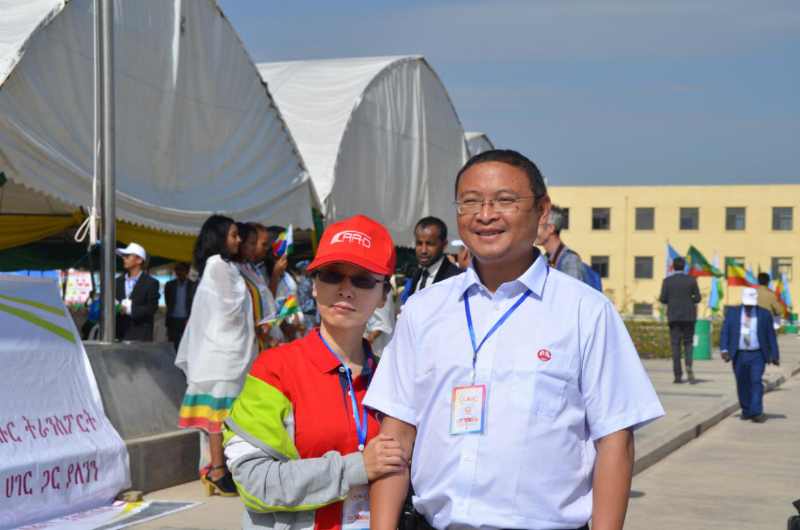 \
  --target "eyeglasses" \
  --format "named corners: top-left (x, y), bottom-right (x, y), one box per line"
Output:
top-left (315, 269), bottom-right (389, 290)
top-left (453, 196), bottom-right (537, 215)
